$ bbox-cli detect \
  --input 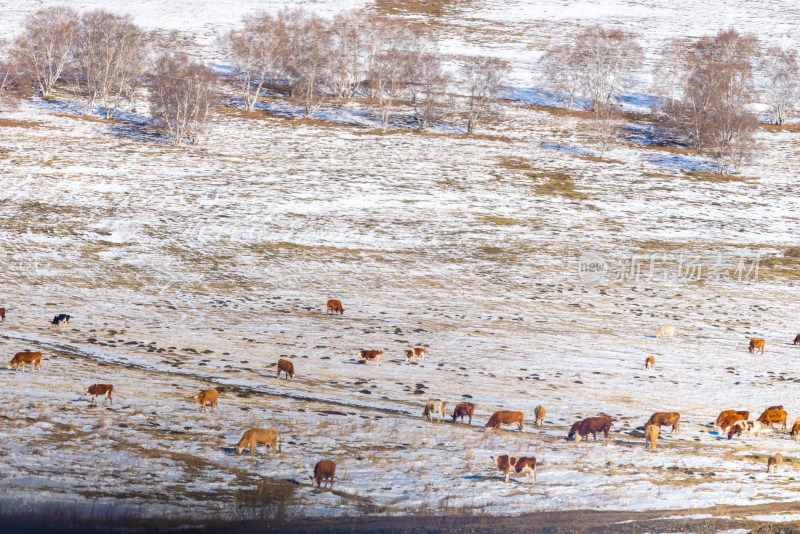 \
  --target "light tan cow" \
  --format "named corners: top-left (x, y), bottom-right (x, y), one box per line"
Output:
top-left (749, 338), bottom-right (765, 355)
top-left (645, 356), bottom-right (655, 370)
top-left (406, 348), bottom-right (426, 362)
top-left (311, 460), bottom-right (336, 488)
top-left (768, 453), bottom-right (784, 474)
top-left (236, 429), bottom-right (280, 456)
top-left (193, 388), bottom-right (218, 413)
top-left (656, 325), bottom-right (675, 338)
top-left (8, 351), bottom-right (42, 372)
top-left (423, 400), bottom-right (446, 423)
top-left (534, 405), bottom-right (545, 426)
top-left (645, 424), bottom-right (659, 450)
